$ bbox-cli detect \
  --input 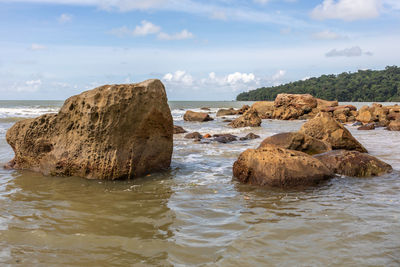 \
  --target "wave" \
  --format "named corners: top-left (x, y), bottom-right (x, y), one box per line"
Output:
top-left (0, 107), bottom-right (59, 120)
